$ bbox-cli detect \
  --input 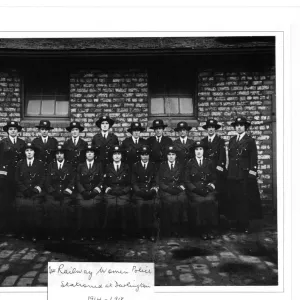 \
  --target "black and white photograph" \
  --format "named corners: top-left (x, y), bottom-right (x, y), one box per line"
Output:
top-left (0, 34), bottom-right (278, 286)
top-left (0, 2), bottom-right (296, 300)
